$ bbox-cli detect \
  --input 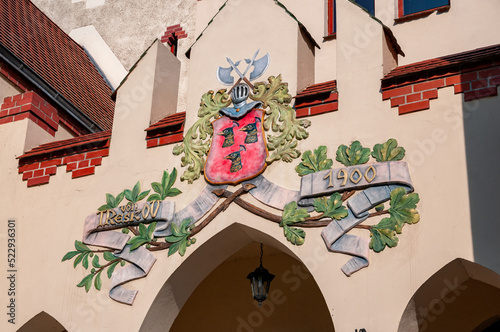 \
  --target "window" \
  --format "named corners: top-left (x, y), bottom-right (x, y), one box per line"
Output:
top-left (399, 0), bottom-right (449, 17)
top-left (327, 0), bottom-right (375, 36)
top-left (327, 0), bottom-right (336, 35)
top-left (354, 0), bottom-right (375, 15)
